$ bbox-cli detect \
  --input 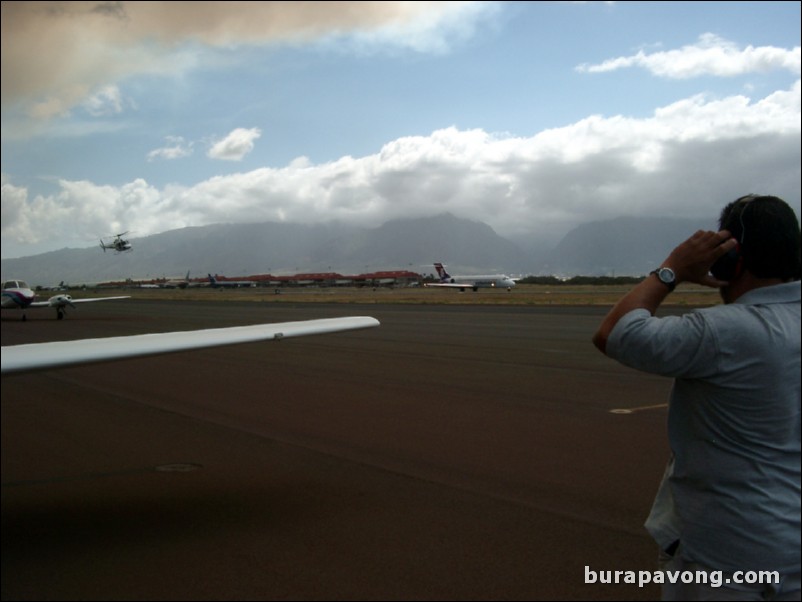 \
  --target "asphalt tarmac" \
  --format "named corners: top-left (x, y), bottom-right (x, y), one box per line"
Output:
top-left (2, 298), bottom-right (679, 600)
